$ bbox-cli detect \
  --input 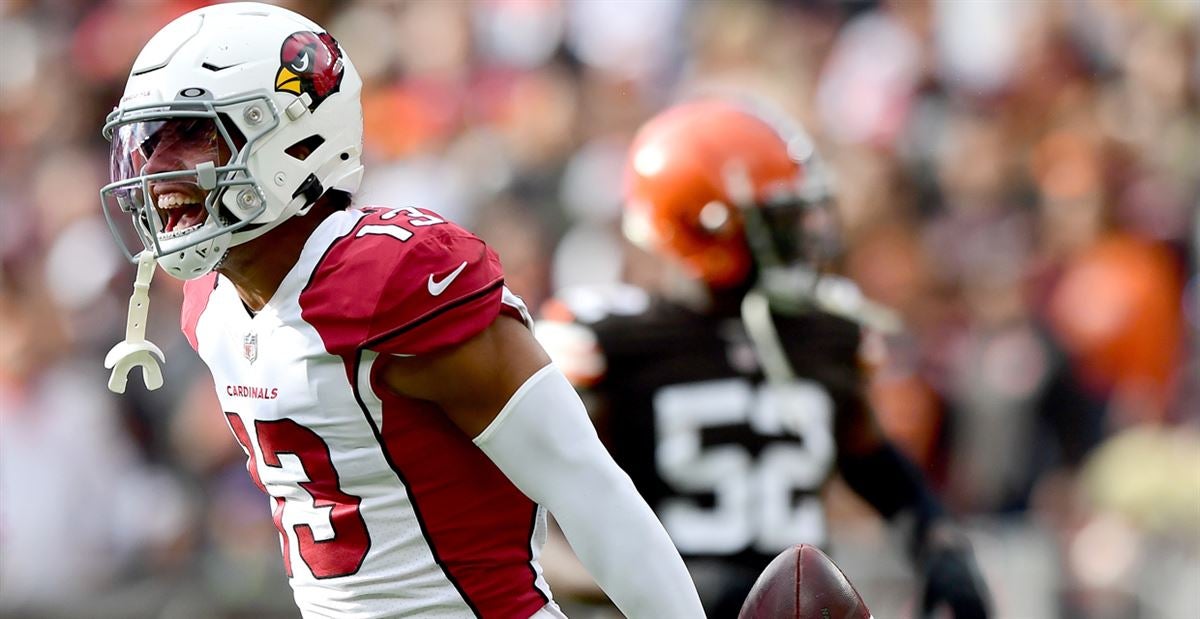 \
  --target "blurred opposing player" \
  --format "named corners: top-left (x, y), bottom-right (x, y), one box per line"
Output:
top-left (538, 100), bottom-right (989, 618)
top-left (98, 3), bottom-right (703, 618)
